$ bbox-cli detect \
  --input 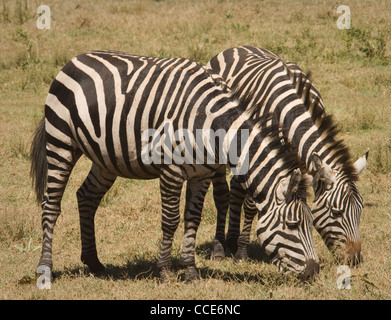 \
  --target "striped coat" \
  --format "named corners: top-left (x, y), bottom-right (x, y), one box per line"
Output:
top-left (206, 46), bottom-right (368, 265)
top-left (30, 51), bottom-right (319, 285)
